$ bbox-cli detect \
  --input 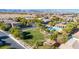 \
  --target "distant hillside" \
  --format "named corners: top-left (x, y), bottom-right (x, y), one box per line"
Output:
top-left (0, 9), bottom-right (79, 13)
